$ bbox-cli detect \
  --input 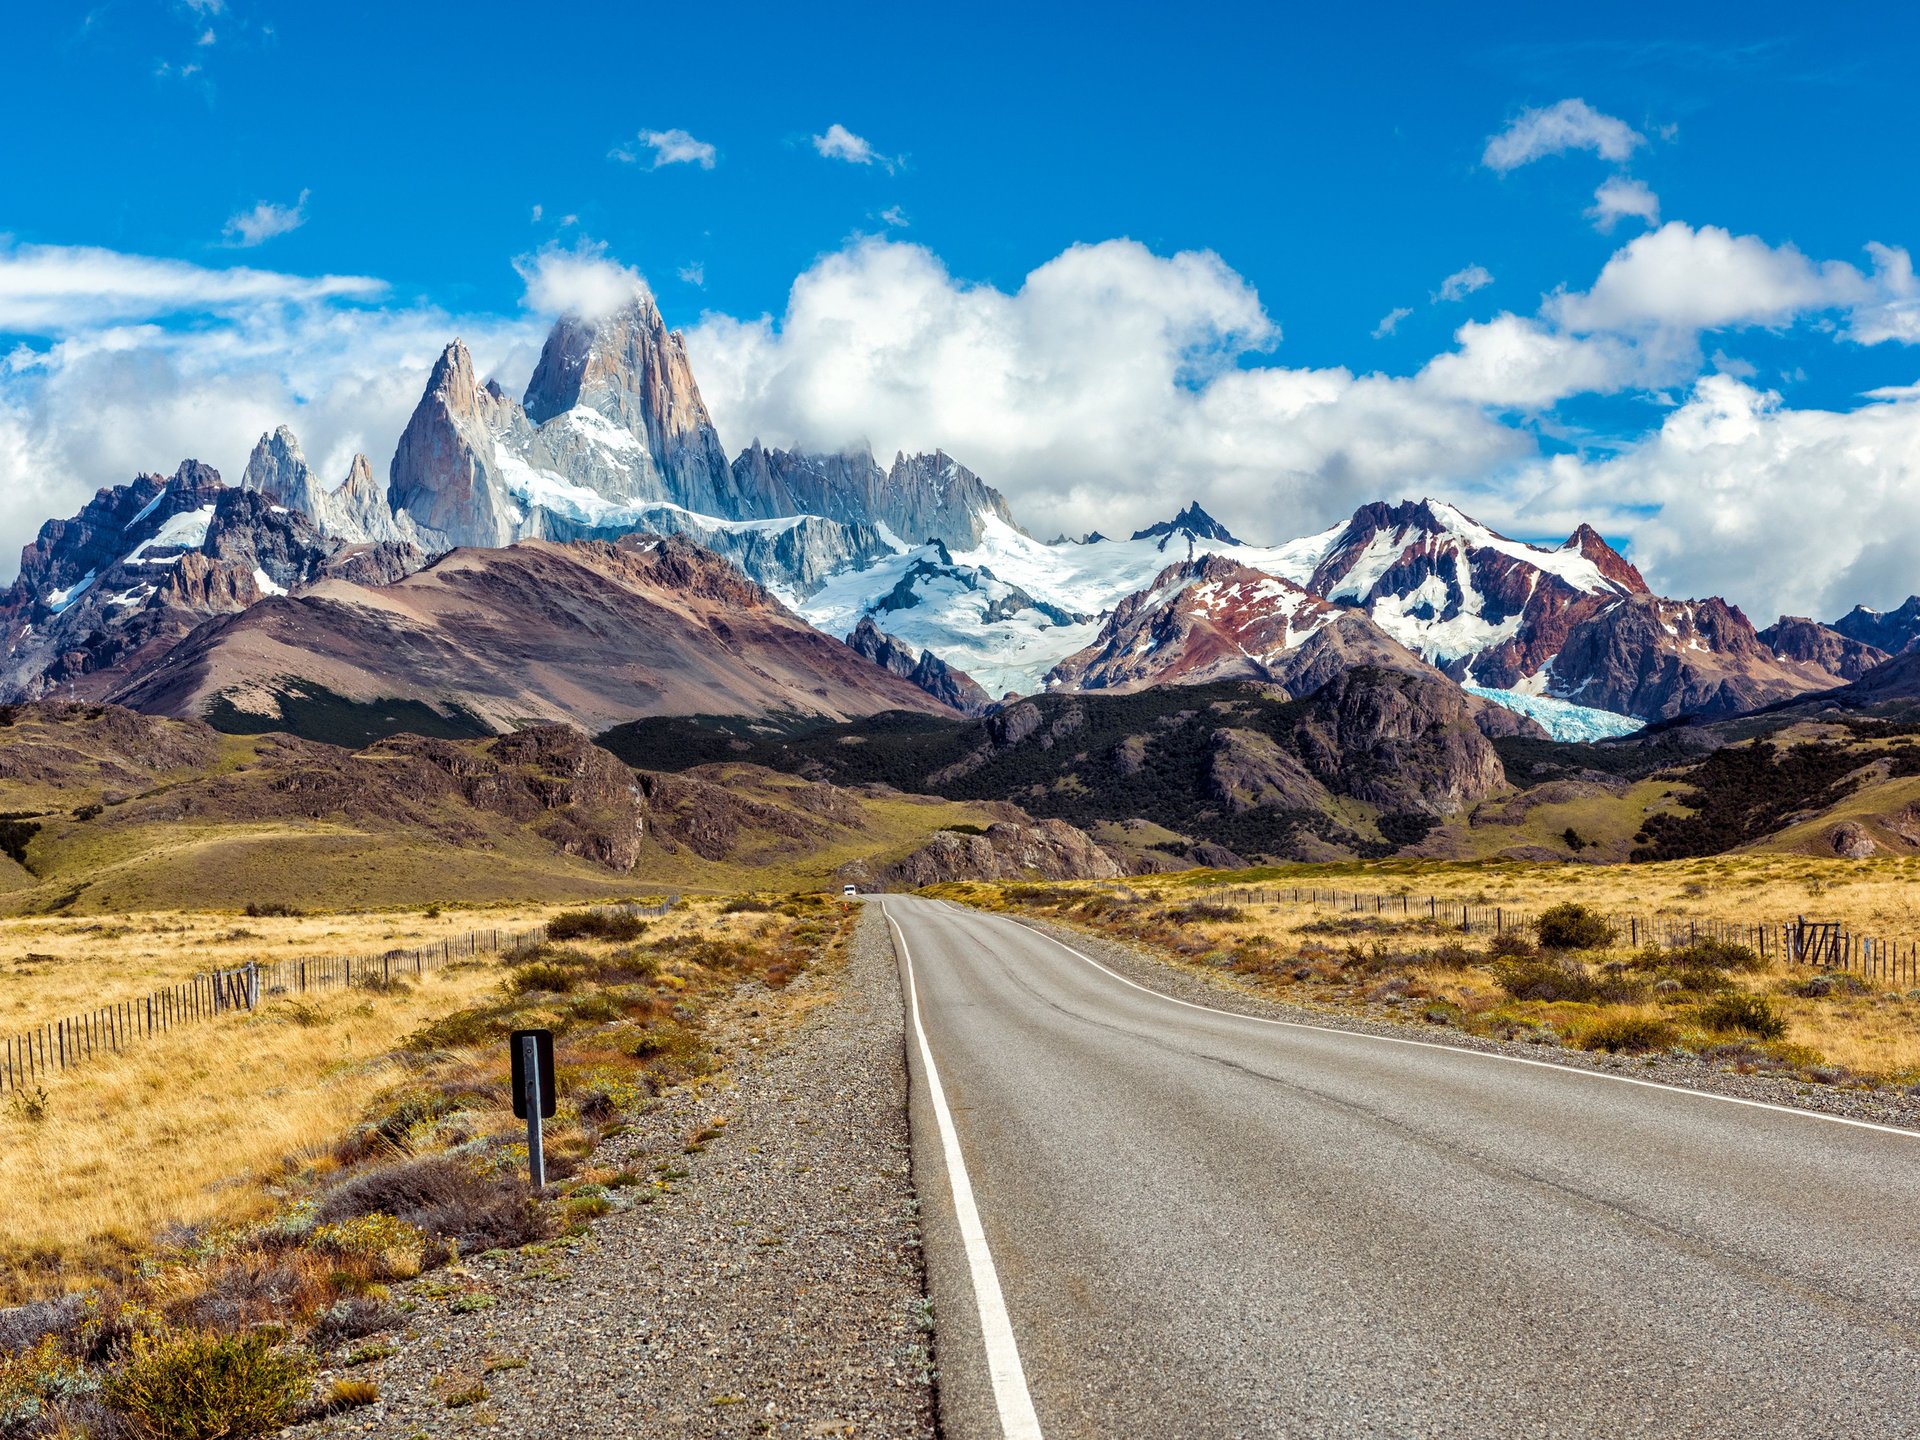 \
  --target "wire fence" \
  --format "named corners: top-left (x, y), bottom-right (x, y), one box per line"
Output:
top-left (1, 899), bottom-right (676, 1096)
top-left (1200, 884), bottom-right (1920, 988)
